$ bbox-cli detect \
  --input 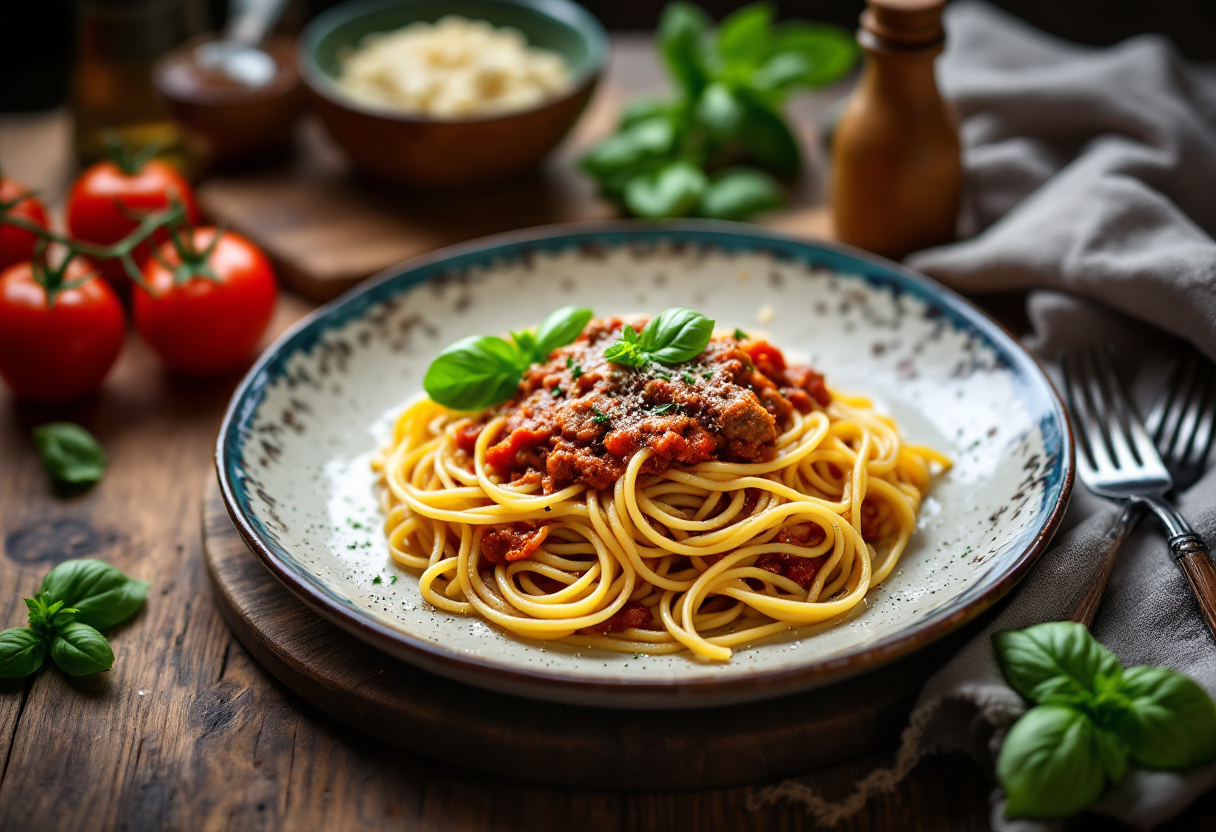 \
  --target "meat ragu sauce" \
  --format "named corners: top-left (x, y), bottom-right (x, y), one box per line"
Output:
top-left (455, 317), bottom-right (830, 495)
